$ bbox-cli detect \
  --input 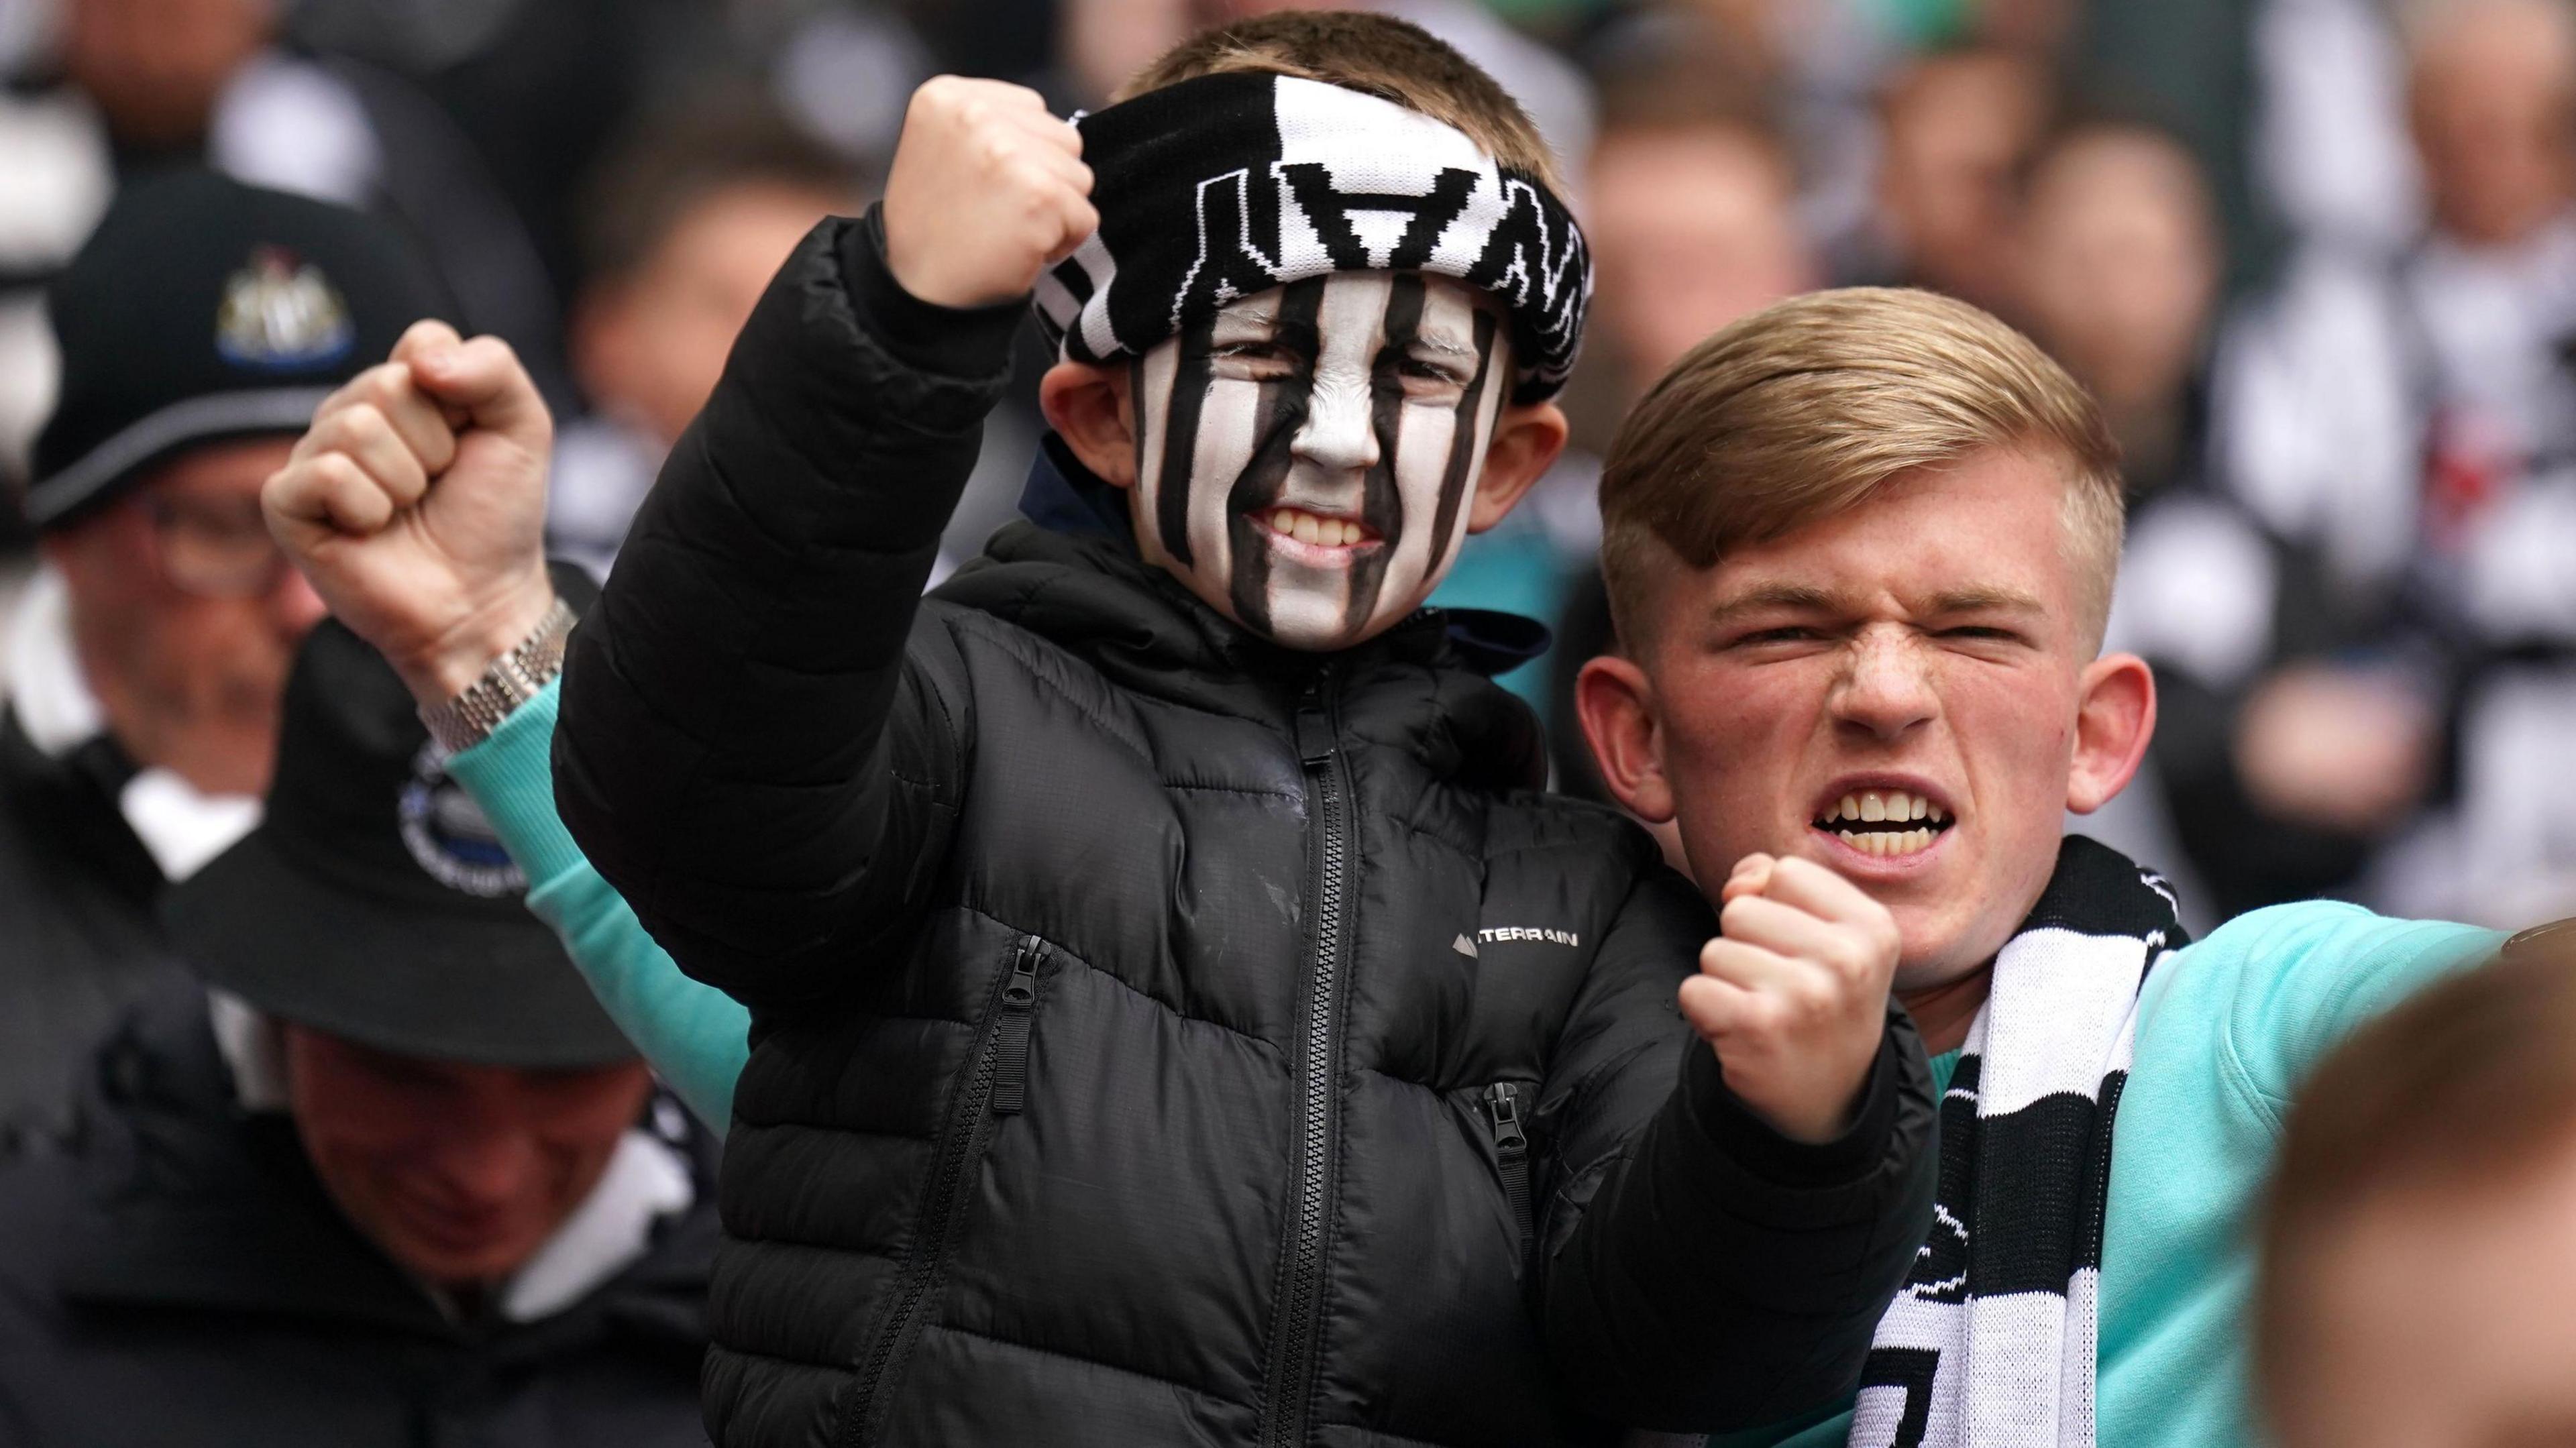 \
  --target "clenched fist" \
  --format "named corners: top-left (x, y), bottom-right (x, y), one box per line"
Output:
top-left (1685, 854), bottom-right (1902, 1144)
top-left (881, 76), bottom-right (1096, 309)
top-left (263, 319), bottom-right (557, 706)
